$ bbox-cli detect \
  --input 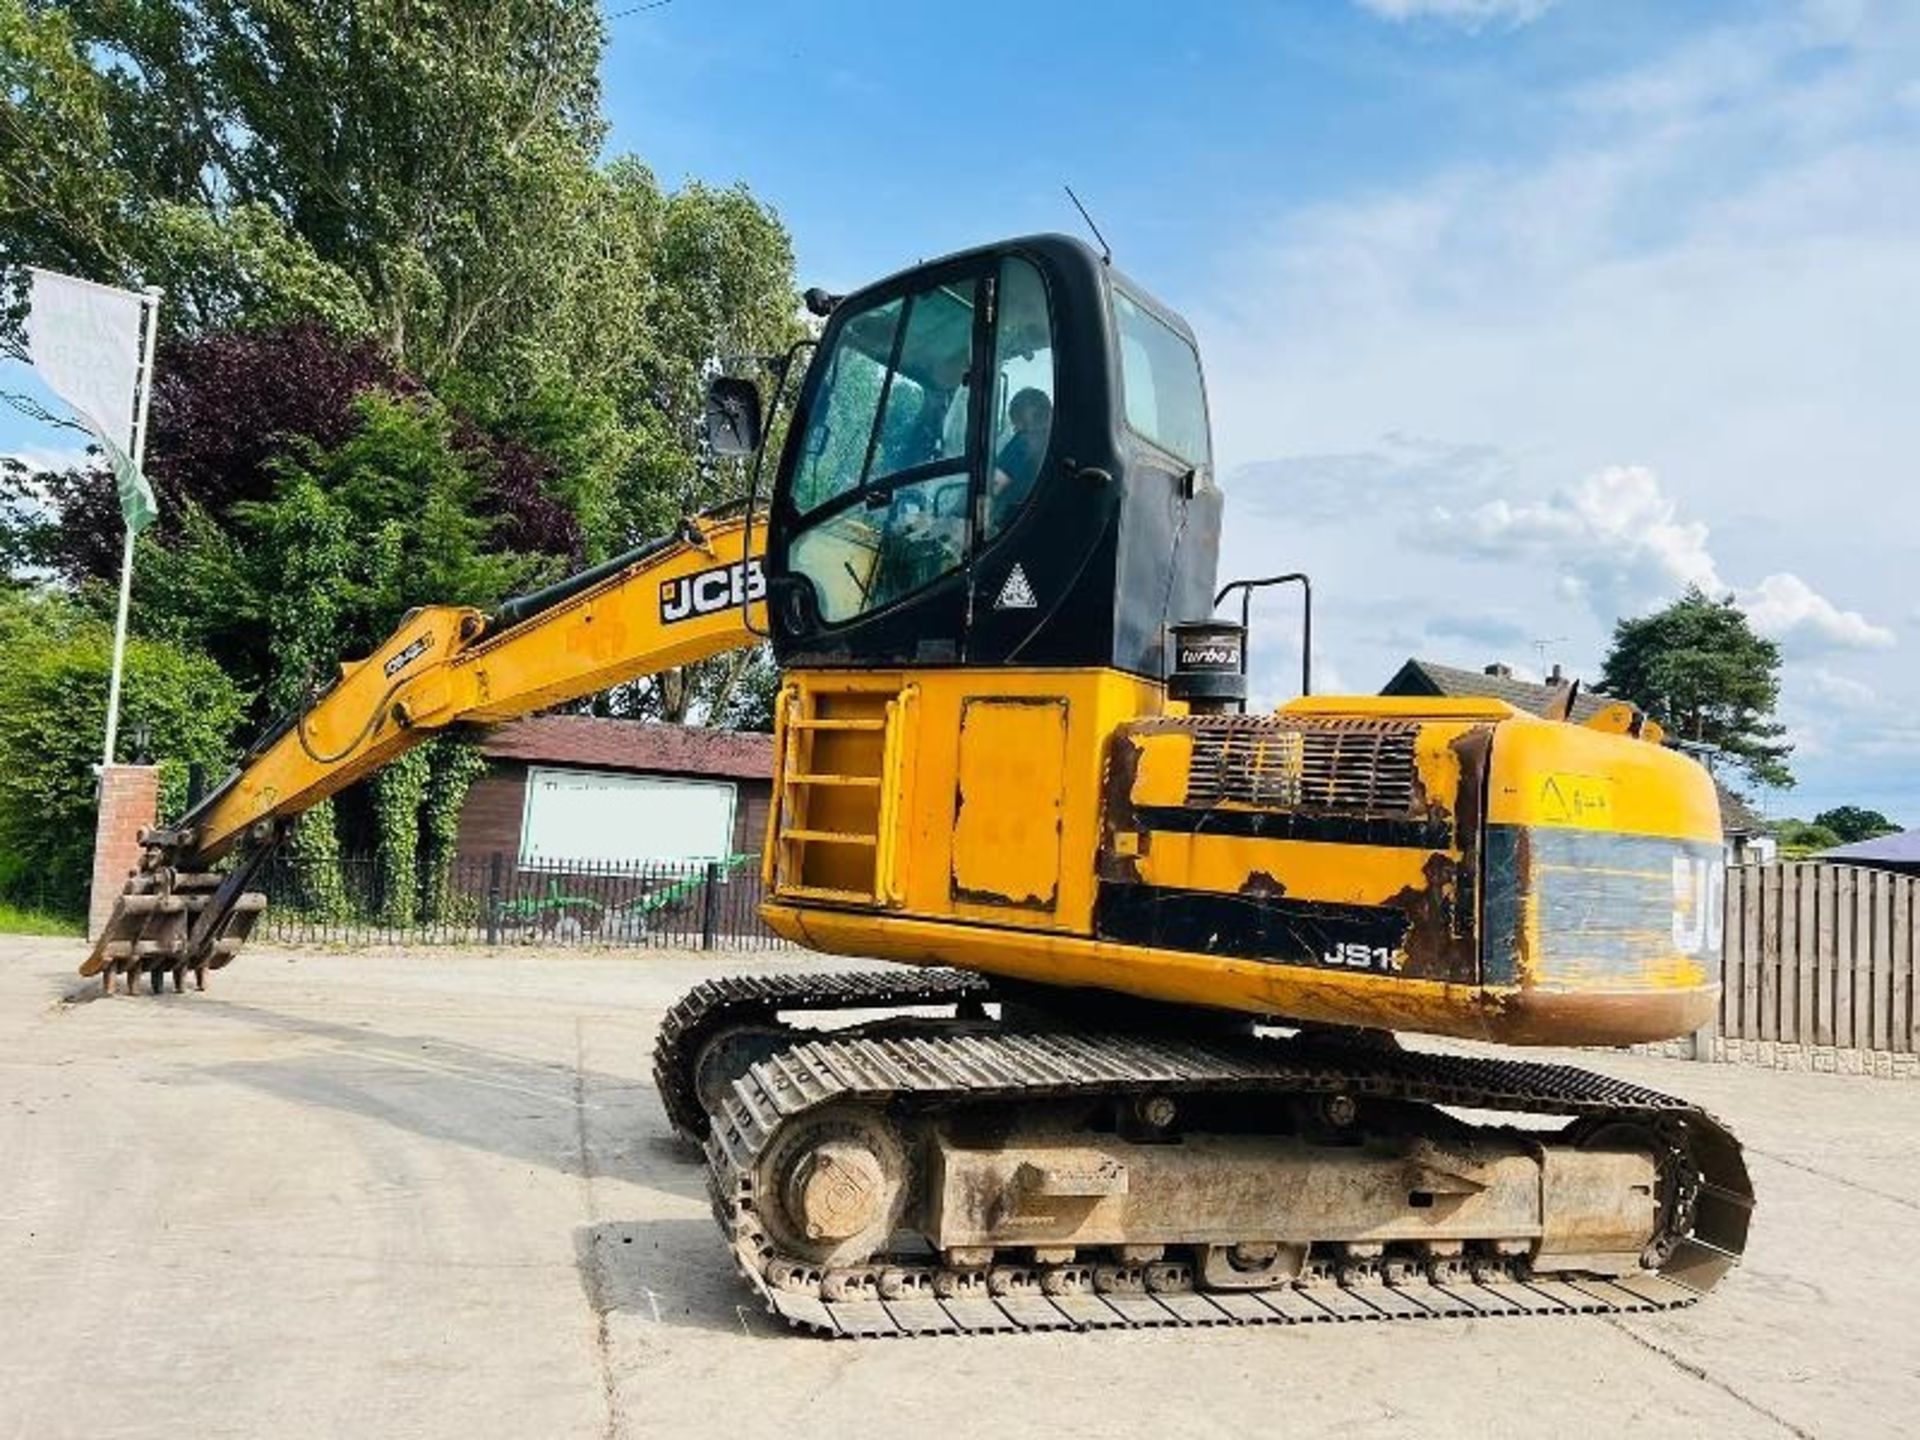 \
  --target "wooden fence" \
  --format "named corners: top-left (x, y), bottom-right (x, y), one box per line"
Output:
top-left (1720, 862), bottom-right (1918, 1053)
